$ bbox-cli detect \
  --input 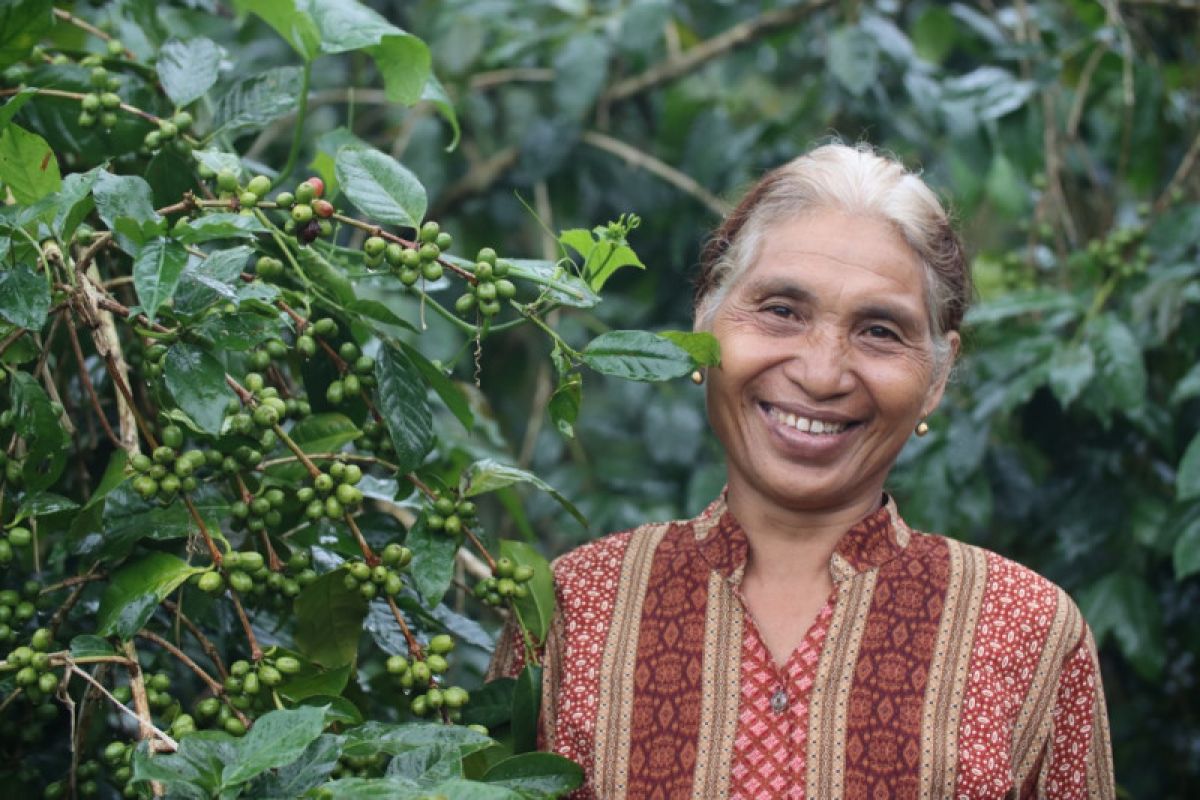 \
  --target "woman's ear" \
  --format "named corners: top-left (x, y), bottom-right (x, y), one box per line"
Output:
top-left (922, 330), bottom-right (961, 417)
